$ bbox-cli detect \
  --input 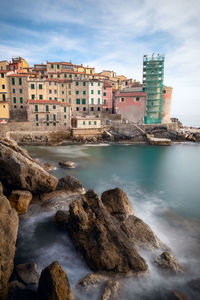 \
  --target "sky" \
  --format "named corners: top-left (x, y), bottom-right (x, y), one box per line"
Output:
top-left (0, 0), bottom-right (200, 126)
